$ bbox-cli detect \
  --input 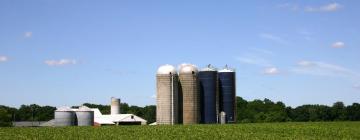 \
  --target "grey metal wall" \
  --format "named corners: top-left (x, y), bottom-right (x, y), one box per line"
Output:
top-left (54, 111), bottom-right (75, 126)
top-left (218, 71), bottom-right (236, 123)
top-left (199, 71), bottom-right (218, 124)
top-left (156, 74), bottom-right (179, 124)
top-left (179, 72), bottom-right (200, 124)
top-left (75, 111), bottom-right (94, 126)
